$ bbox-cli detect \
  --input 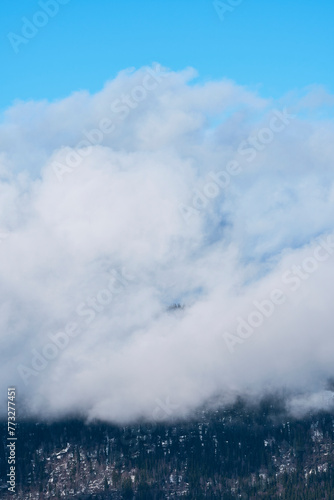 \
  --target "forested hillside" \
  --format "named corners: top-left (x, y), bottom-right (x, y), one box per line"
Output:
top-left (1, 399), bottom-right (334, 499)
